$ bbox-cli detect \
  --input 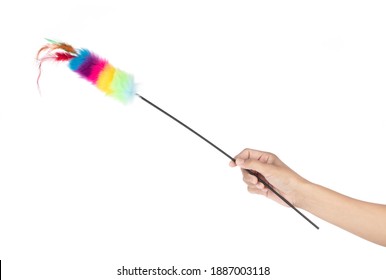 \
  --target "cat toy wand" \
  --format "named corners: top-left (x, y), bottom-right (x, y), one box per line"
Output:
top-left (36, 39), bottom-right (319, 230)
